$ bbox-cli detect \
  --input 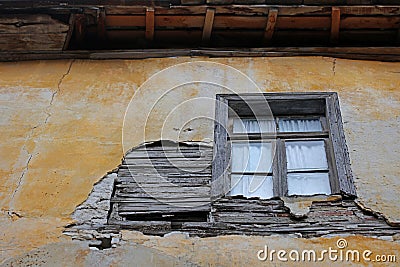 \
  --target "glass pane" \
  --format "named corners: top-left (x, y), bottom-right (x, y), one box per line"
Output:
top-left (279, 118), bottom-right (322, 132)
top-left (286, 140), bottom-right (328, 171)
top-left (287, 172), bottom-right (331, 196)
top-left (230, 175), bottom-right (274, 199)
top-left (231, 142), bottom-right (273, 173)
top-left (230, 175), bottom-right (245, 196)
top-left (233, 118), bottom-right (275, 133)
